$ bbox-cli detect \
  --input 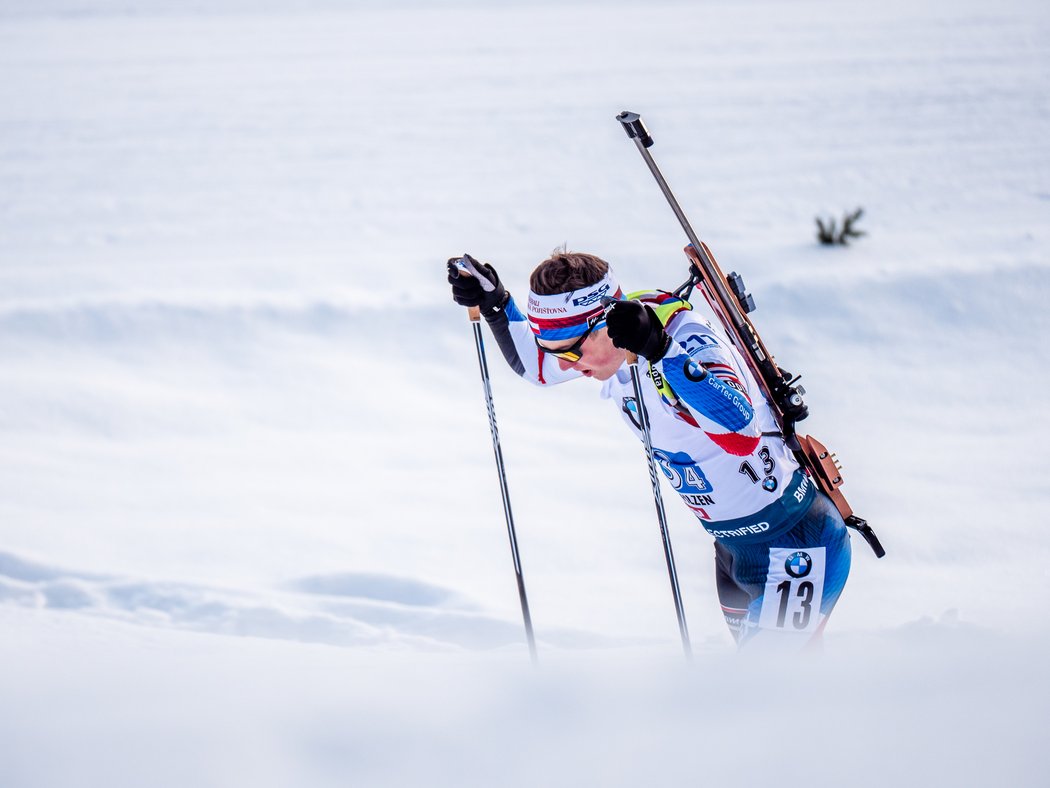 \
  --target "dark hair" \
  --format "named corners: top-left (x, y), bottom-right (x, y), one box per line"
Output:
top-left (529, 250), bottom-right (609, 295)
